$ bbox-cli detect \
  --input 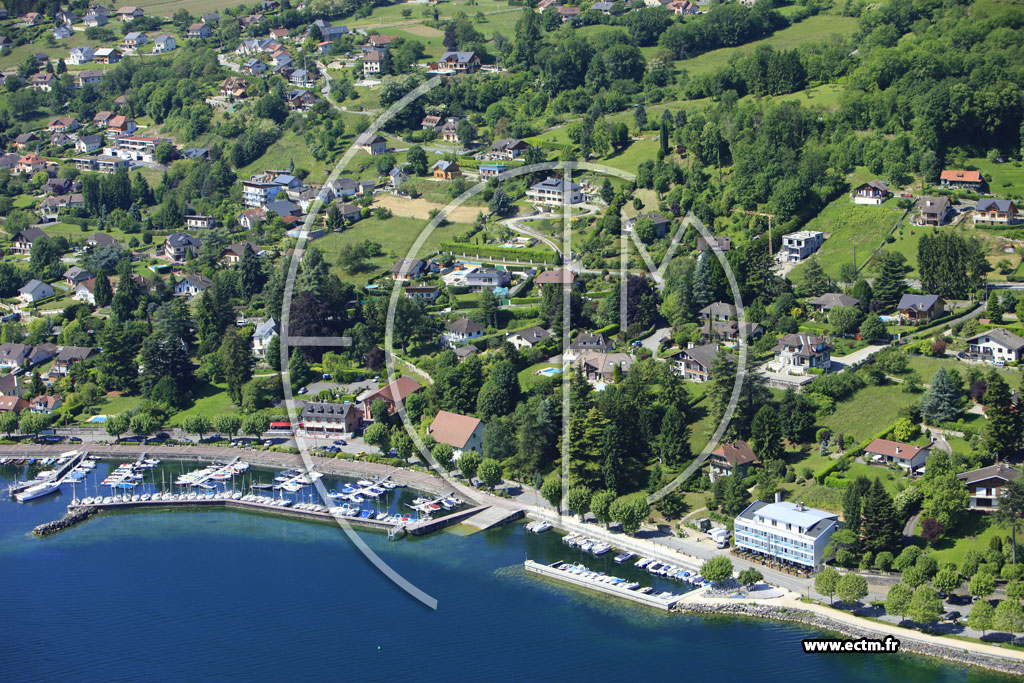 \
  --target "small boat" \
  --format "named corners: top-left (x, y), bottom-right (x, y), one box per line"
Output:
top-left (357, 480), bottom-right (374, 487)
top-left (635, 557), bottom-right (652, 569)
top-left (638, 587), bottom-right (653, 594)
top-left (614, 552), bottom-right (635, 564)
top-left (591, 542), bottom-right (612, 556)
